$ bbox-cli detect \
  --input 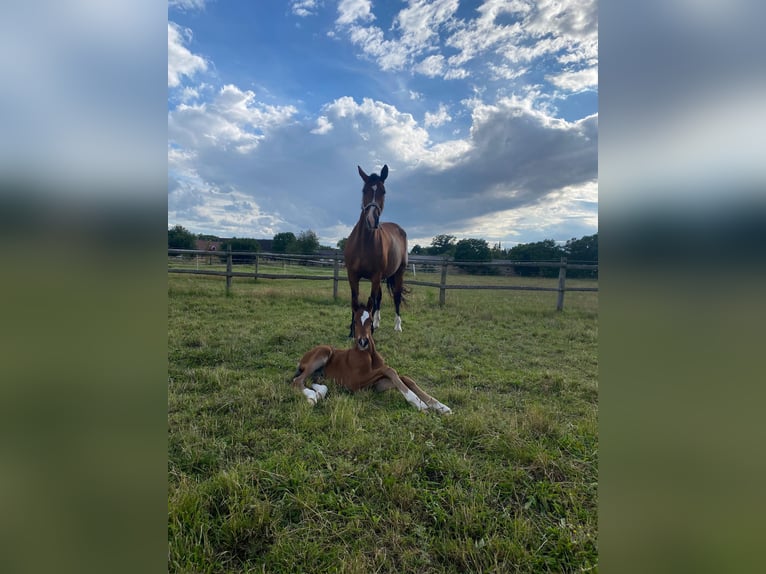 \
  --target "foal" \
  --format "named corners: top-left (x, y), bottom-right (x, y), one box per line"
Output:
top-left (291, 304), bottom-right (451, 414)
